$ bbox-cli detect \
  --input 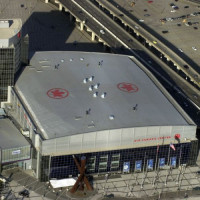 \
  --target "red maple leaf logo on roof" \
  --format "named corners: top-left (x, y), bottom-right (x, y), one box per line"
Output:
top-left (117, 82), bottom-right (139, 93)
top-left (47, 88), bottom-right (69, 99)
